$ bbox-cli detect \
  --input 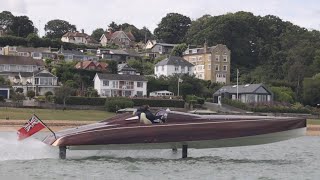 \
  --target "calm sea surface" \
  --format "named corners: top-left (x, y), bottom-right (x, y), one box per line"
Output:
top-left (0, 132), bottom-right (319, 180)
